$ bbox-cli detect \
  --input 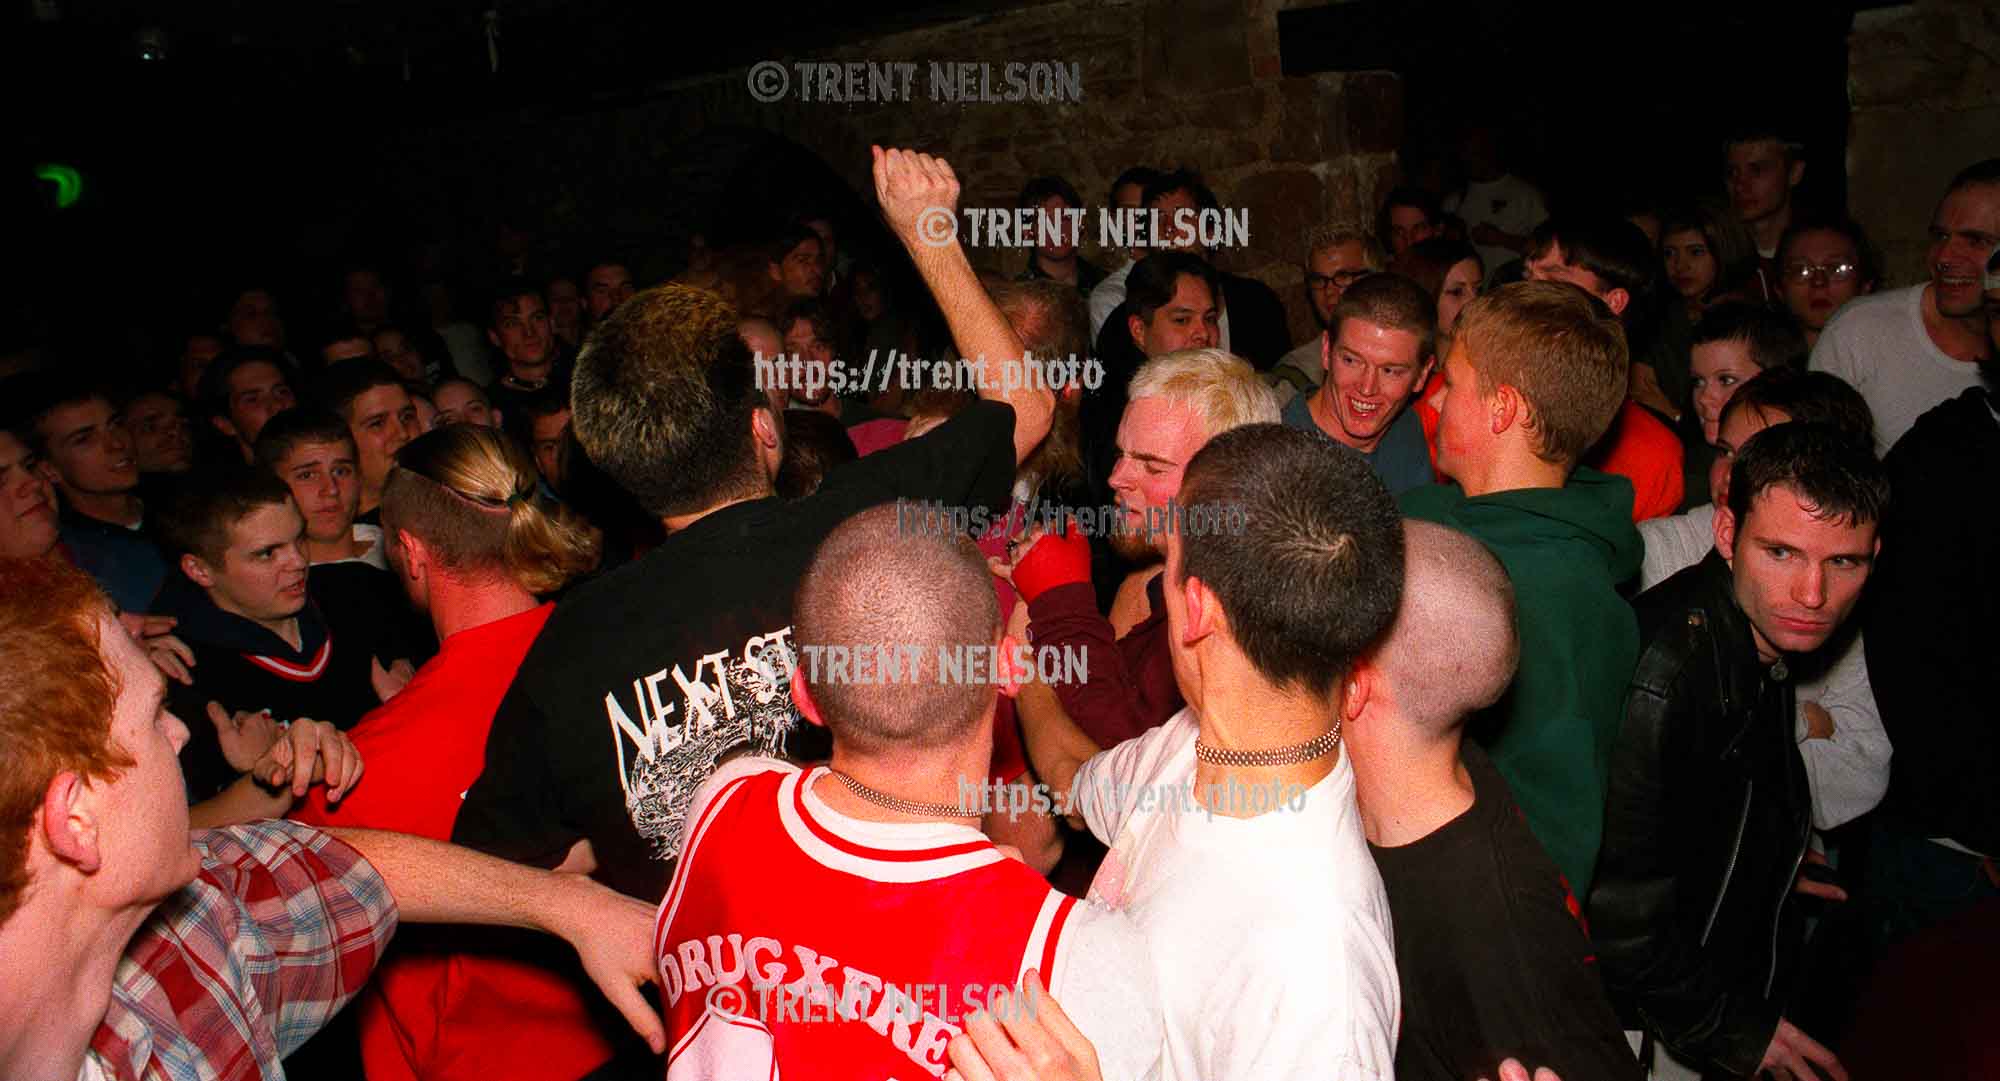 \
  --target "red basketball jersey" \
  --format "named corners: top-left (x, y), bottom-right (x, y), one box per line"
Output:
top-left (657, 760), bottom-right (1078, 1079)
